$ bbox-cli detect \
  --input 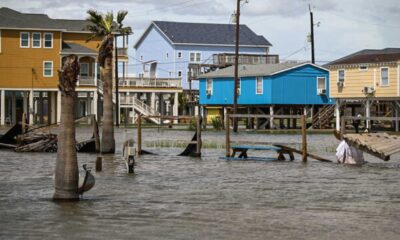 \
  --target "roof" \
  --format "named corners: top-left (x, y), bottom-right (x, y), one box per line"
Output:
top-left (326, 48), bottom-right (400, 66)
top-left (0, 7), bottom-right (90, 32)
top-left (199, 62), bottom-right (327, 78)
top-left (61, 42), bottom-right (97, 55)
top-left (134, 21), bottom-right (272, 49)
